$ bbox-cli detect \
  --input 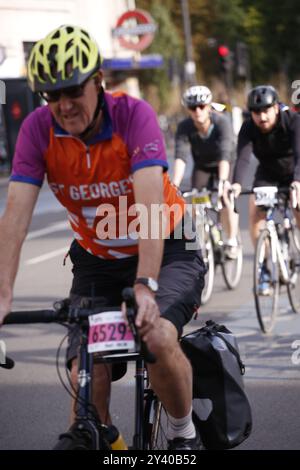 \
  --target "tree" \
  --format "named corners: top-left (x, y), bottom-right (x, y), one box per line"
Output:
top-left (135, 1), bottom-right (184, 111)
top-left (136, 0), bottom-right (300, 102)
